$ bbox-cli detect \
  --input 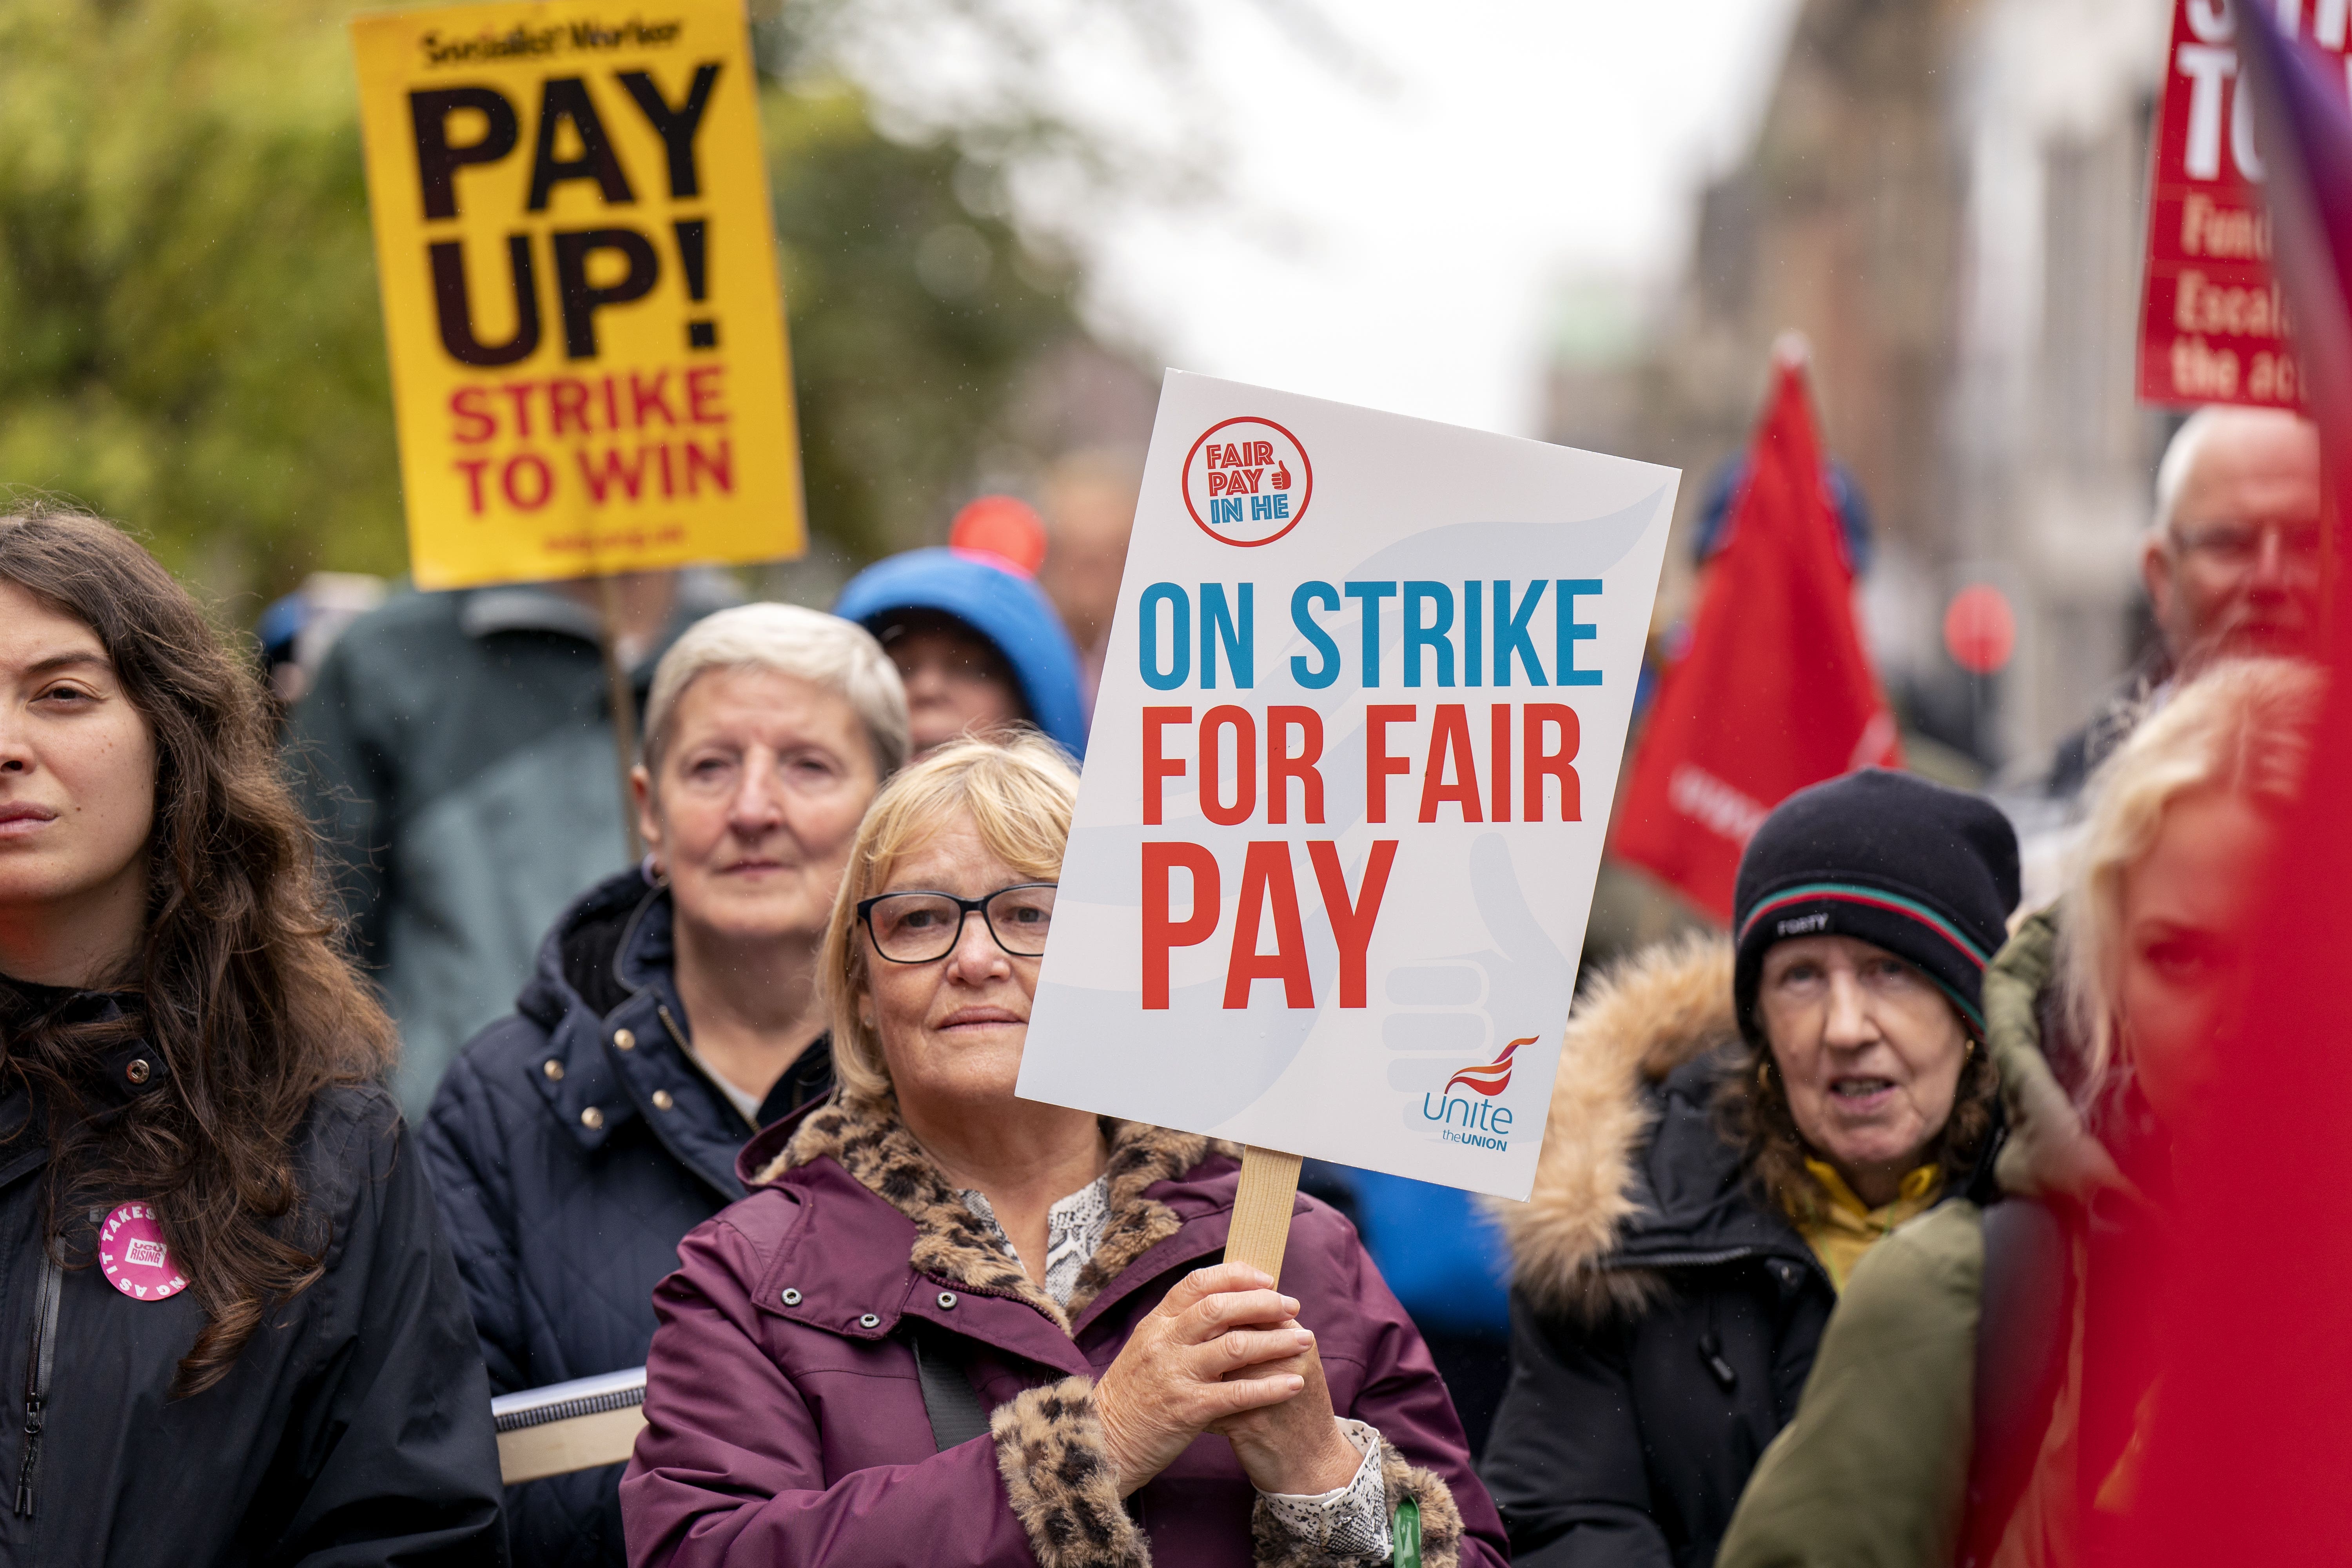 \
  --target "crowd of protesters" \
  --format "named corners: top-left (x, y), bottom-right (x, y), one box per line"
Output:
top-left (0, 387), bottom-right (2323, 1564)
